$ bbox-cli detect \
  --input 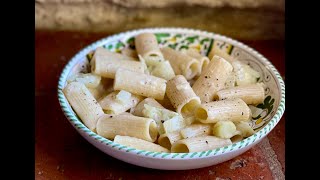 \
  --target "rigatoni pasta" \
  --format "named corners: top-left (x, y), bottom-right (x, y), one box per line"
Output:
top-left (149, 60), bottom-right (175, 80)
top-left (87, 78), bottom-right (114, 100)
top-left (180, 124), bottom-right (211, 139)
top-left (208, 45), bottom-right (234, 62)
top-left (114, 135), bottom-right (169, 153)
top-left (67, 73), bottom-right (101, 88)
top-left (217, 84), bottom-right (265, 105)
top-left (195, 98), bottom-right (251, 123)
top-left (114, 68), bottom-right (167, 100)
top-left (192, 55), bottom-right (233, 103)
top-left (96, 114), bottom-right (158, 142)
top-left (166, 75), bottom-right (201, 117)
top-left (183, 48), bottom-right (210, 76)
top-left (91, 47), bottom-right (144, 78)
top-left (158, 131), bottom-right (183, 149)
top-left (171, 136), bottom-right (232, 153)
top-left (121, 47), bottom-right (138, 58)
top-left (135, 33), bottom-right (175, 80)
top-left (161, 47), bottom-right (199, 80)
top-left (135, 33), bottom-right (164, 64)
top-left (63, 82), bottom-right (104, 132)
